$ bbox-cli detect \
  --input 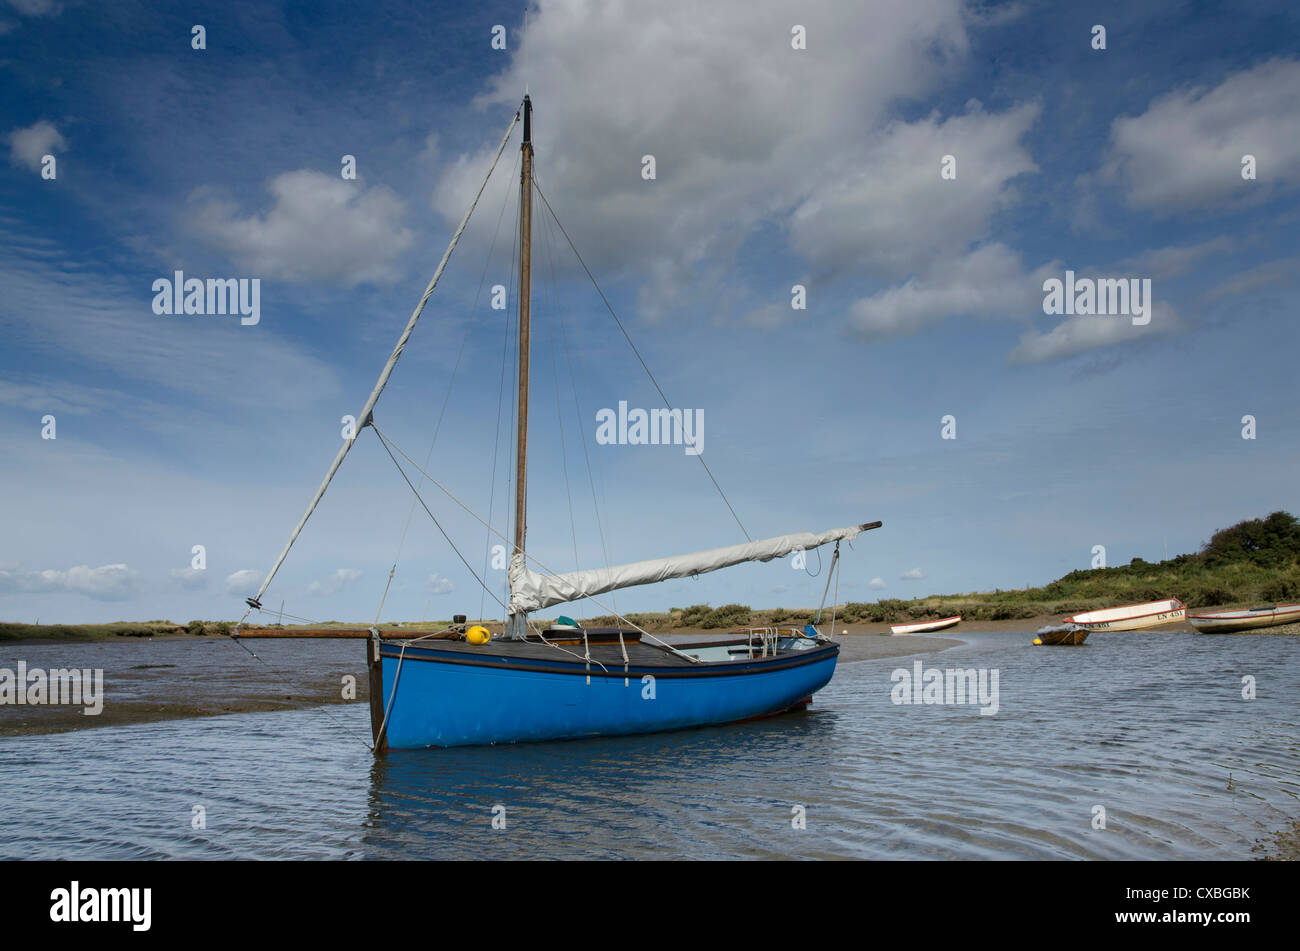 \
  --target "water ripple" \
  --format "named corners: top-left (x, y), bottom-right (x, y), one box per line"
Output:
top-left (0, 632), bottom-right (1297, 858)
